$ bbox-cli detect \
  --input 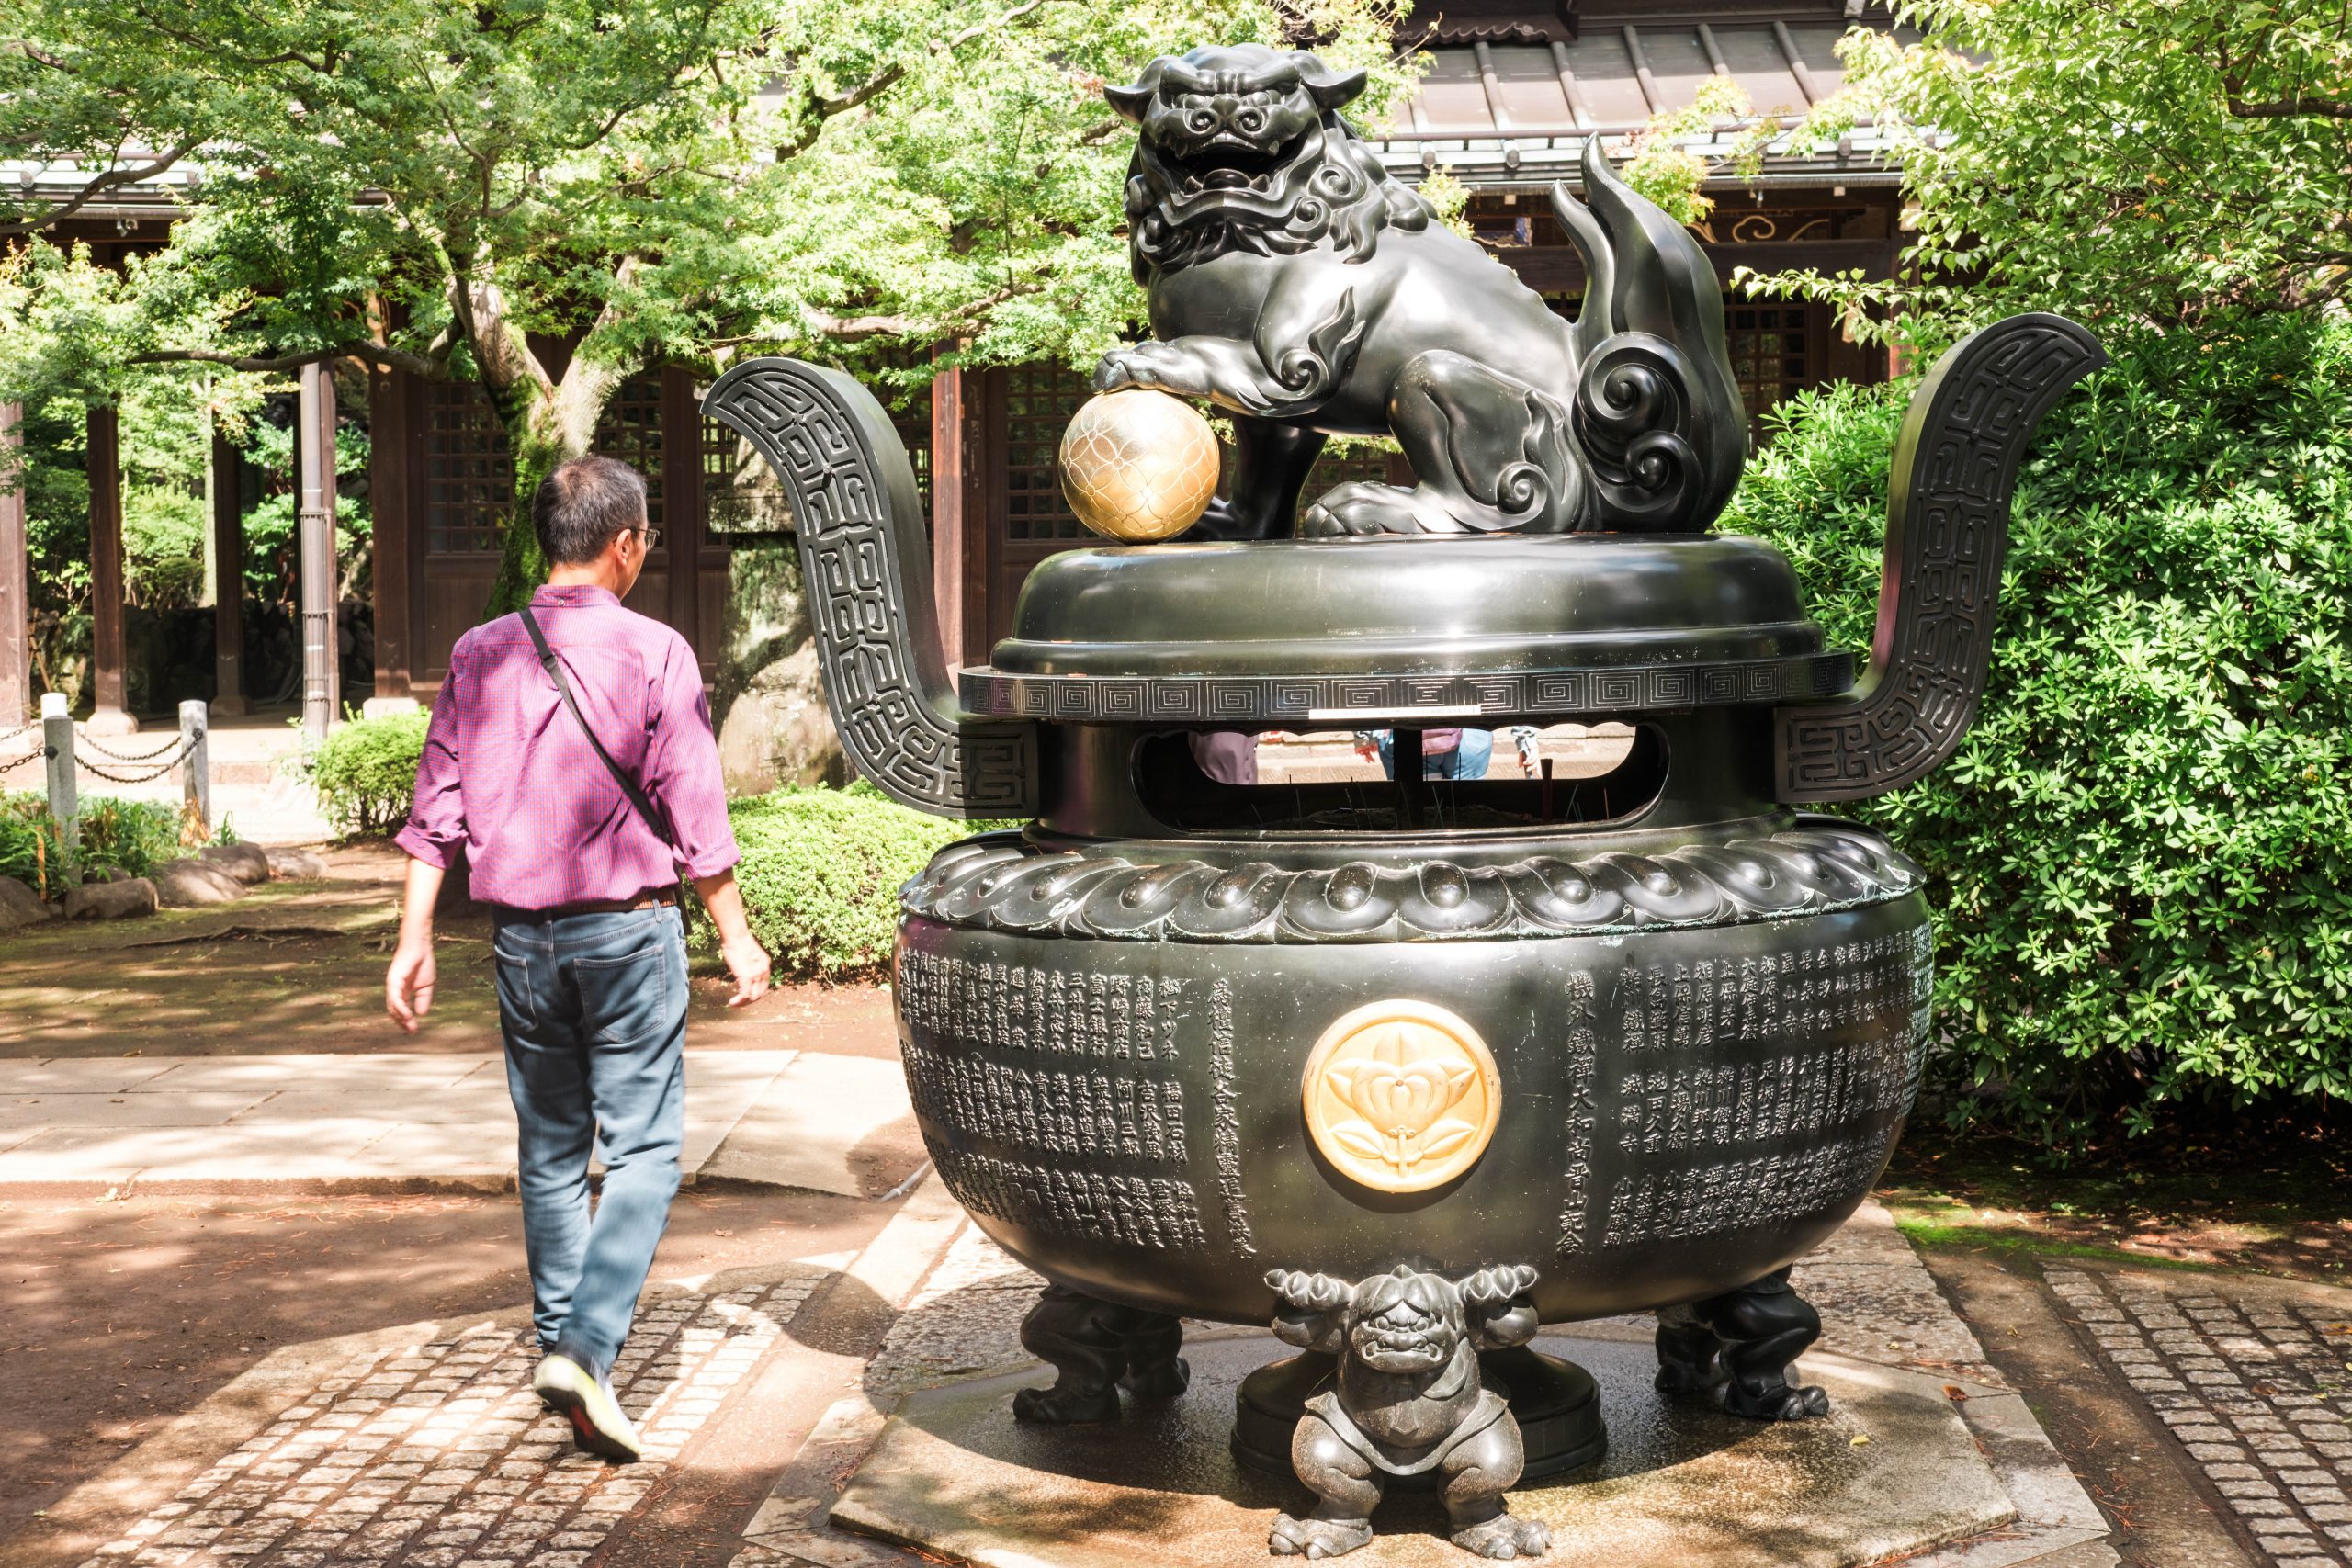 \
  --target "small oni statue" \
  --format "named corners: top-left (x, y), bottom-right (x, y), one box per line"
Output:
top-left (1266, 1265), bottom-right (1553, 1561)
